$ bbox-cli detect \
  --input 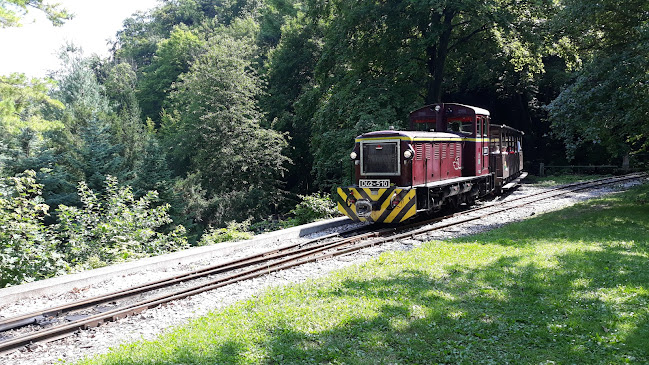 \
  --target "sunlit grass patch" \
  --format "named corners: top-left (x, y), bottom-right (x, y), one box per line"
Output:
top-left (79, 182), bottom-right (649, 364)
